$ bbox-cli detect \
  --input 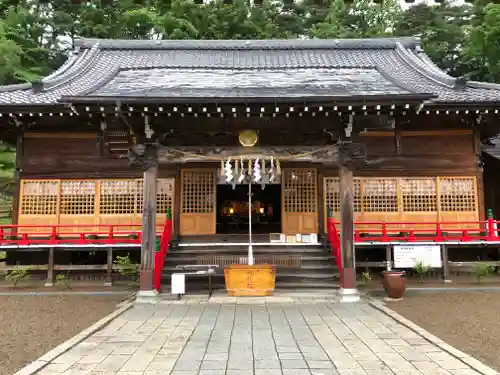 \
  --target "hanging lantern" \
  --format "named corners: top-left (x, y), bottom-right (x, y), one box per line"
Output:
top-left (373, 0), bottom-right (383, 4)
top-left (238, 129), bottom-right (258, 147)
